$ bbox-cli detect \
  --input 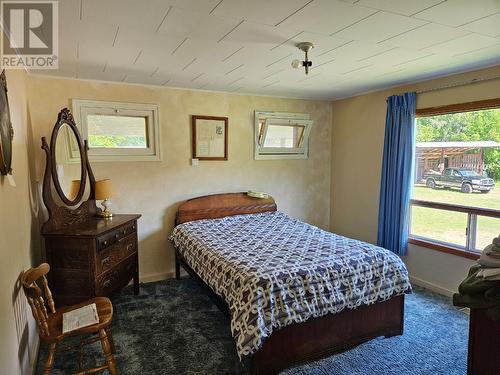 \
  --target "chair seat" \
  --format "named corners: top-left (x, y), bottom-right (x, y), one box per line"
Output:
top-left (45, 297), bottom-right (114, 342)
